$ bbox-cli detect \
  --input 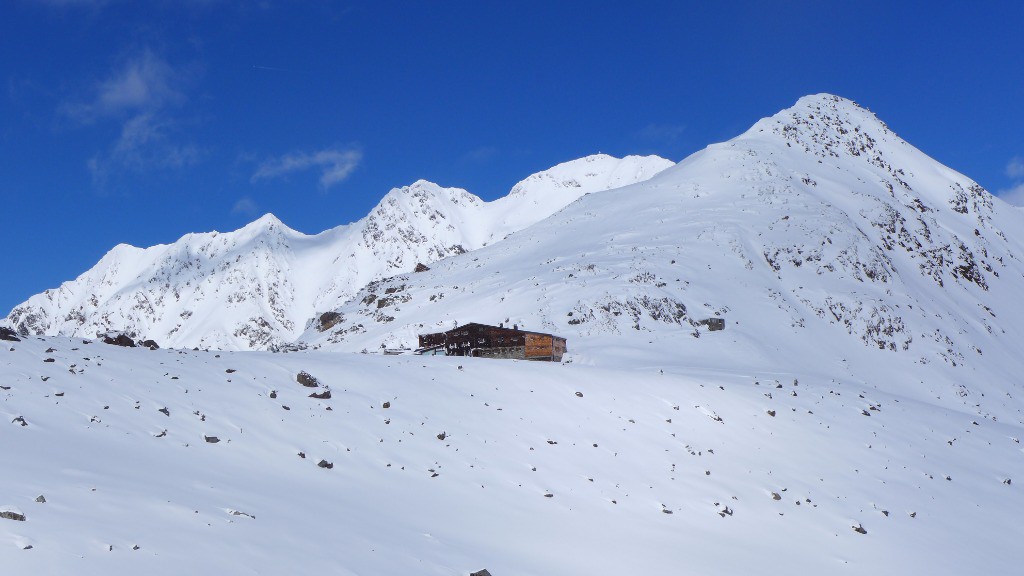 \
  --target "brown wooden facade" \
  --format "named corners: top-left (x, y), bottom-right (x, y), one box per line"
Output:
top-left (417, 323), bottom-right (567, 362)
